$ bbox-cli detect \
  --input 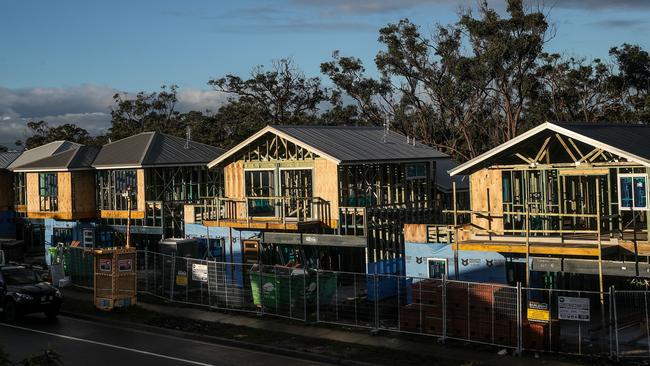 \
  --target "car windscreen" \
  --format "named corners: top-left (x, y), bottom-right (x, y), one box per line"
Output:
top-left (2, 268), bottom-right (40, 285)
